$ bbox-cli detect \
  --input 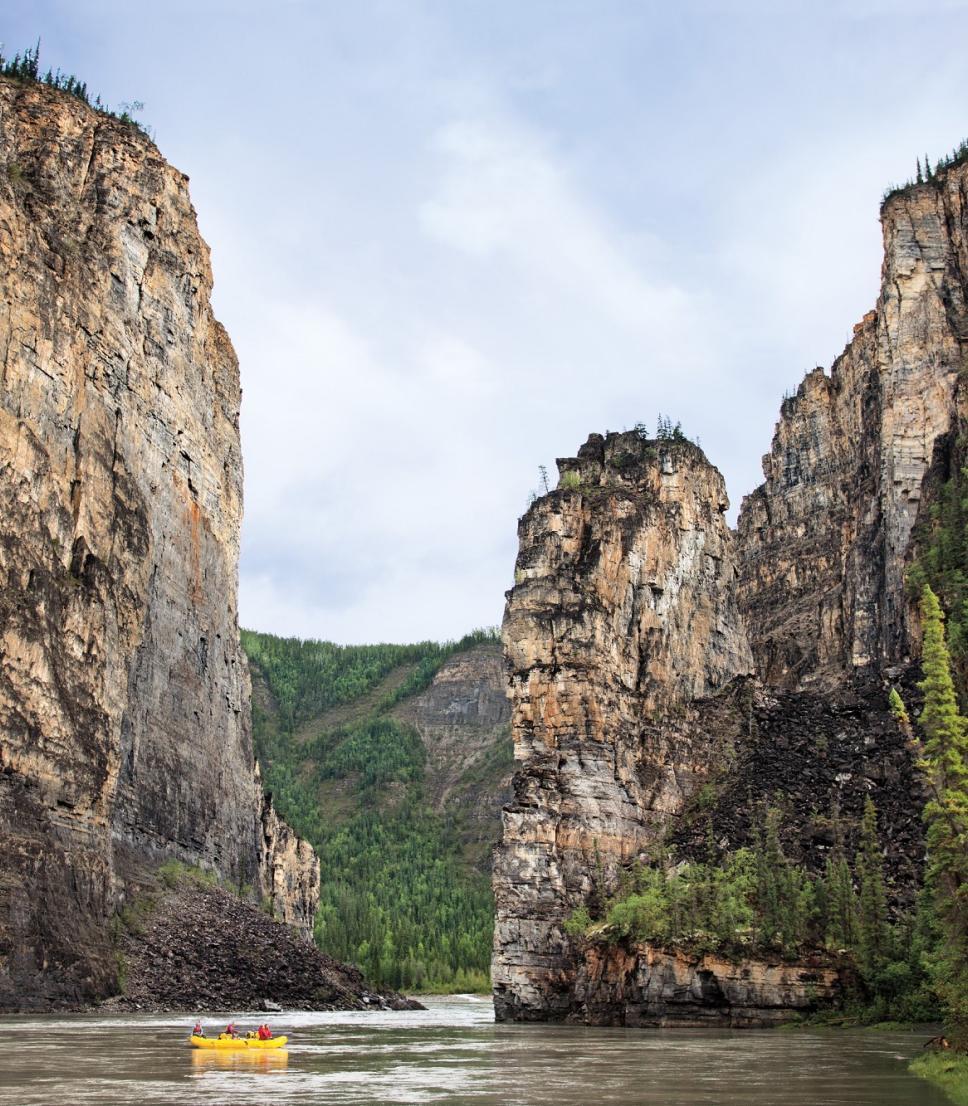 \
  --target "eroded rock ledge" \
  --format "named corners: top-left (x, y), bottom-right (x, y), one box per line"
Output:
top-left (563, 943), bottom-right (842, 1028)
